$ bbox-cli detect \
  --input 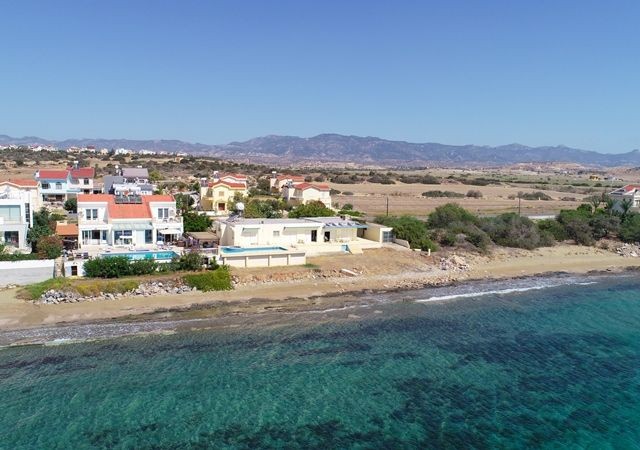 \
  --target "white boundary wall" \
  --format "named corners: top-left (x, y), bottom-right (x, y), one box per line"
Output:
top-left (0, 260), bottom-right (55, 286)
